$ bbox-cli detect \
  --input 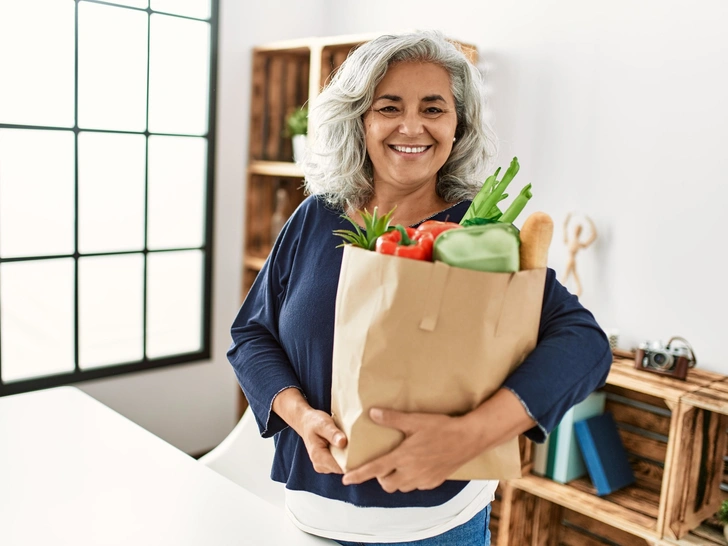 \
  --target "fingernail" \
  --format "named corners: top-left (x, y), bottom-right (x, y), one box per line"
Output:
top-left (370, 408), bottom-right (383, 420)
top-left (333, 433), bottom-right (344, 445)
